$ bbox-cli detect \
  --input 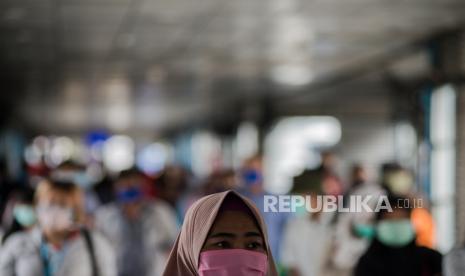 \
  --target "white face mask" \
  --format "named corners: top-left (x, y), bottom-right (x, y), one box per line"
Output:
top-left (36, 204), bottom-right (75, 232)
